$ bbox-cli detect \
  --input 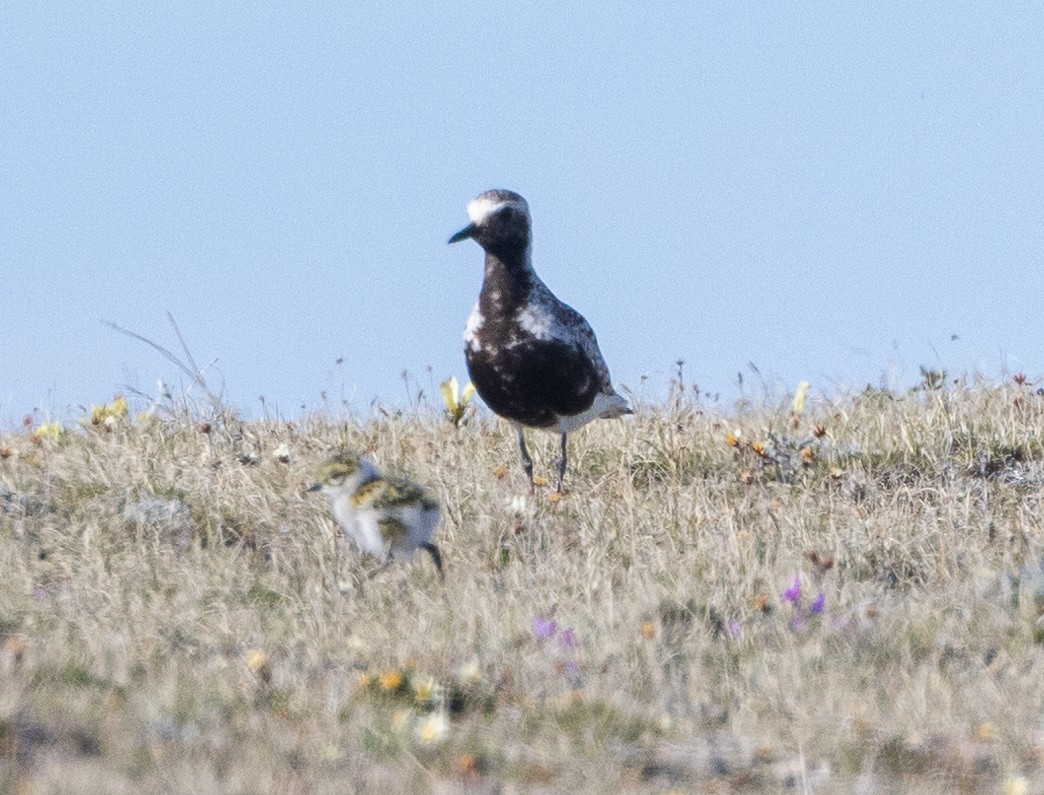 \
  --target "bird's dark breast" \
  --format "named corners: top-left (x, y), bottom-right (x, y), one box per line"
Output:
top-left (465, 335), bottom-right (599, 428)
